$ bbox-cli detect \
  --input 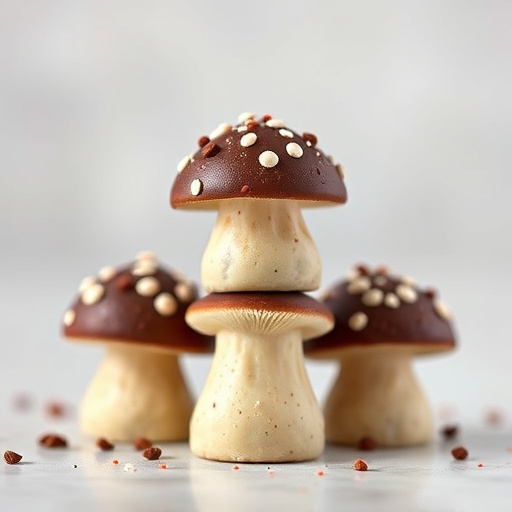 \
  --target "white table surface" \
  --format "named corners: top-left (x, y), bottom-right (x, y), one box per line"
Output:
top-left (1, 408), bottom-right (511, 512)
